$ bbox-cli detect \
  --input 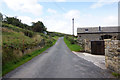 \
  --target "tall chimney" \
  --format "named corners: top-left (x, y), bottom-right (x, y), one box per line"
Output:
top-left (99, 26), bottom-right (101, 31)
